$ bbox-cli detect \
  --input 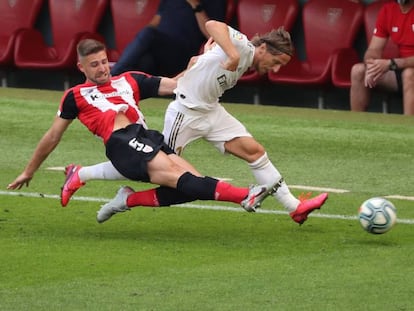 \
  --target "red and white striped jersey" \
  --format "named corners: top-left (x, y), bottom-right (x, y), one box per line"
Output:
top-left (58, 71), bottom-right (161, 144)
